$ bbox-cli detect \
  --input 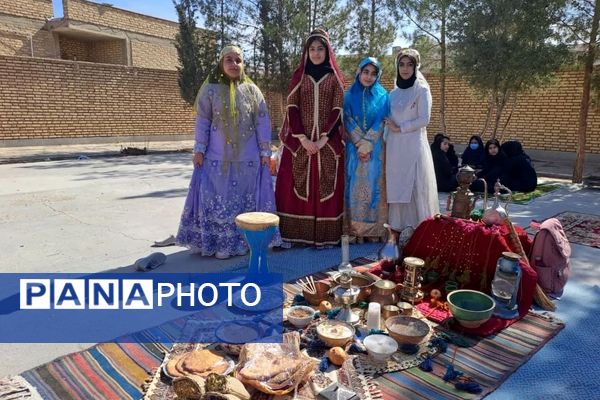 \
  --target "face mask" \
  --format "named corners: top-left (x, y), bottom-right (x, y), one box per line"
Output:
top-left (469, 143), bottom-right (479, 150)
